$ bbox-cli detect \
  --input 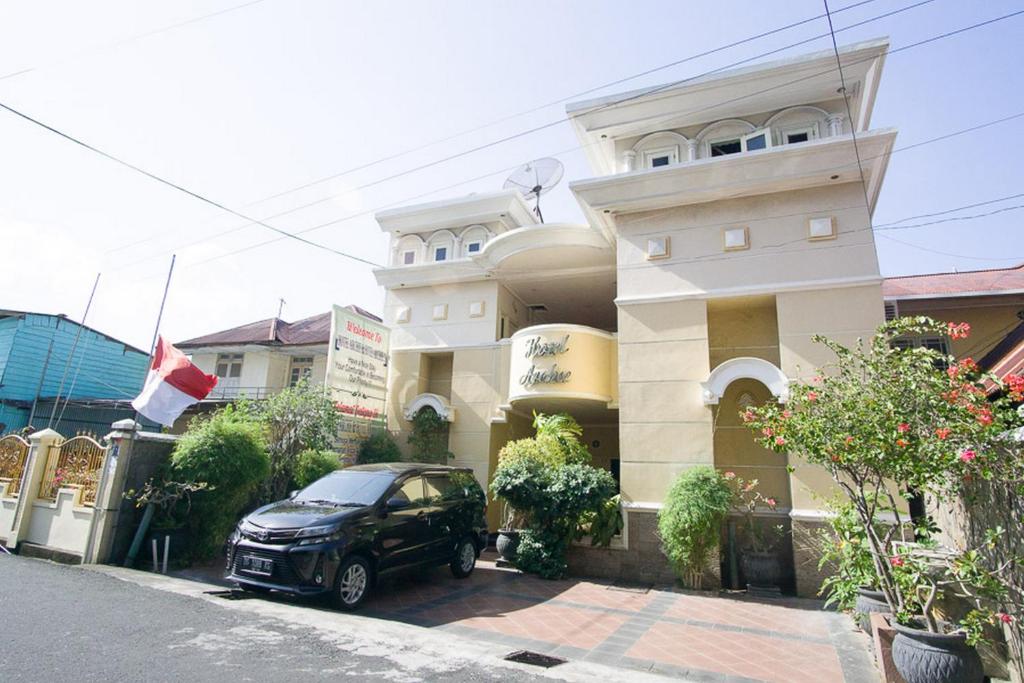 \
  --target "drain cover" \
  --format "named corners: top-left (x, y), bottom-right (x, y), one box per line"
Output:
top-left (504, 650), bottom-right (567, 668)
top-left (607, 580), bottom-right (652, 594)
